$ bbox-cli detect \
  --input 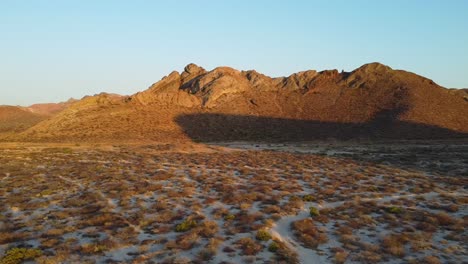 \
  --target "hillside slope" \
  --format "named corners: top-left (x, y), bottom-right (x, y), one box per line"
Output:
top-left (9, 62), bottom-right (468, 142)
top-left (0, 106), bottom-right (46, 134)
